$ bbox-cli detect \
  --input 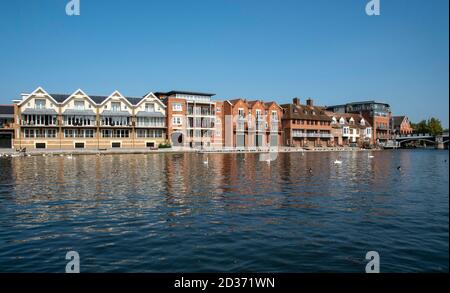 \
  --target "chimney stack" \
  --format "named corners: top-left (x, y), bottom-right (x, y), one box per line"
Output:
top-left (293, 97), bottom-right (301, 105)
top-left (306, 98), bottom-right (314, 107)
